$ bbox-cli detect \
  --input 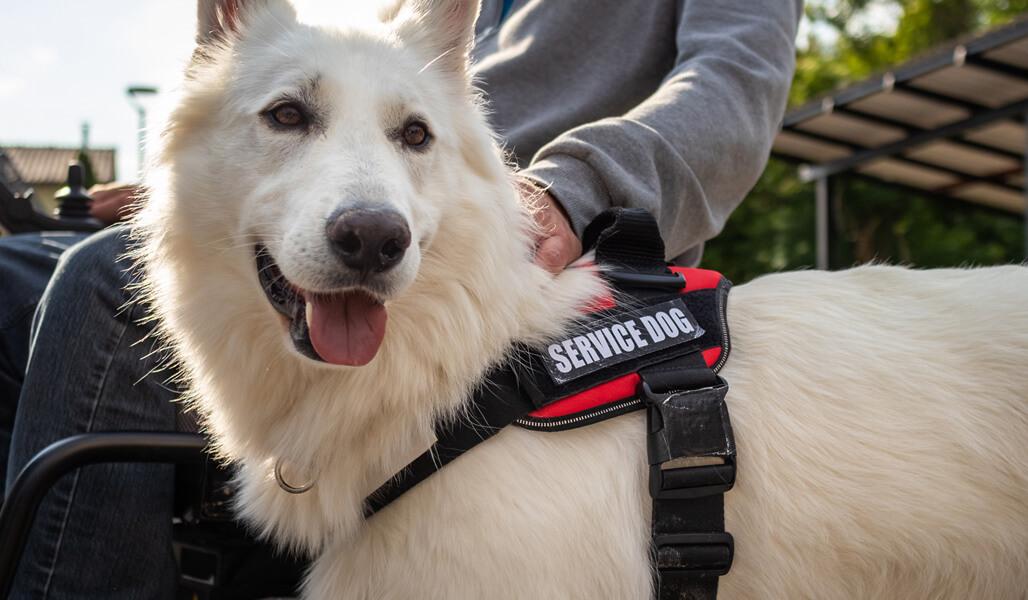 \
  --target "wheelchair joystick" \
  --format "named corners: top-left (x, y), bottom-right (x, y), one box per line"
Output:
top-left (55, 163), bottom-right (99, 222)
top-left (0, 160), bottom-right (104, 233)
